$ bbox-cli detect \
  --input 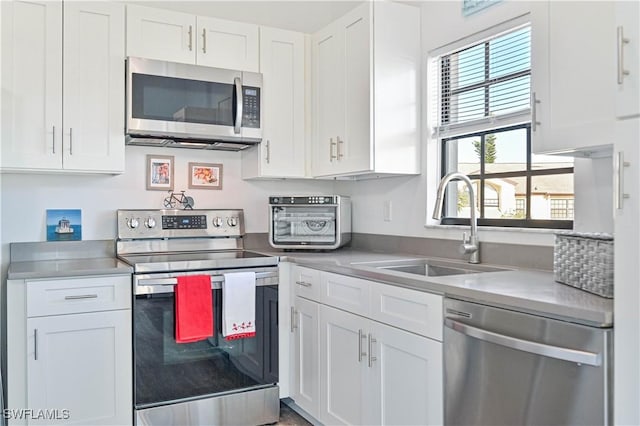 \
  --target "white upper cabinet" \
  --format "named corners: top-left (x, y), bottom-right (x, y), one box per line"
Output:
top-left (125, 5), bottom-right (195, 64)
top-left (311, 2), bottom-right (421, 178)
top-left (126, 4), bottom-right (259, 72)
top-left (242, 27), bottom-right (306, 179)
top-left (531, 1), bottom-right (616, 156)
top-left (615, 1), bottom-right (640, 120)
top-left (1, 1), bottom-right (125, 173)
